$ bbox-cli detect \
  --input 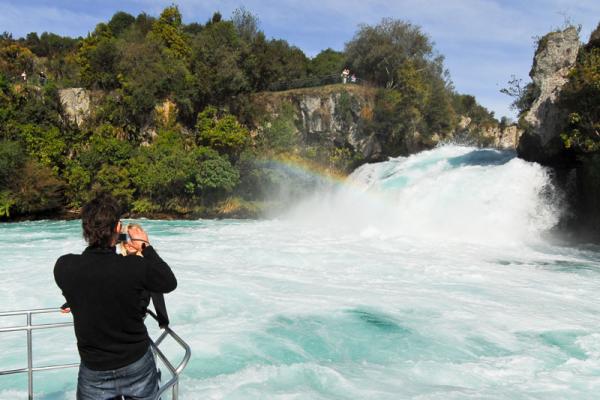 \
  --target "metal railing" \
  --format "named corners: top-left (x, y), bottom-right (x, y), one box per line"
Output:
top-left (147, 309), bottom-right (191, 399)
top-left (0, 307), bottom-right (191, 400)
